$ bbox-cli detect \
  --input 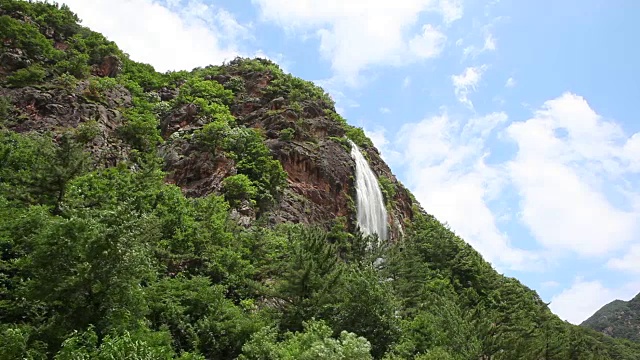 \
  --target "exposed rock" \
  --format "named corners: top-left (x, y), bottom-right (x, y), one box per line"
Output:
top-left (93, 55), bottom-right (122, 78)
top-left (162, 138), bottom-right (236, 198)
top-left (160, 103), bottom-right (201, 138)
top-left (0, 48), bottom-right (31, 73)
top-left (158, 87), bottom-right (177, 101)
